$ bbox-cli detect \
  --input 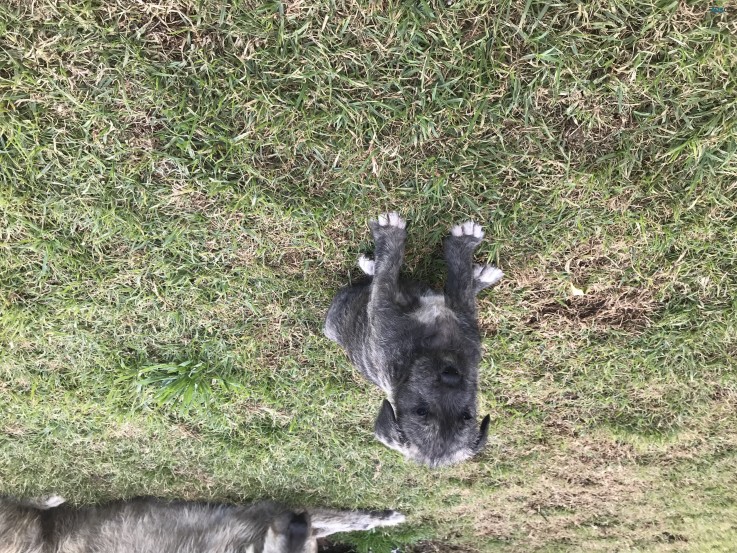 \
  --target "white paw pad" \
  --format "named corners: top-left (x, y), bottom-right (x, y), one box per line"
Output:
top-left (474, 264), bottom-right (503, 285)
top-left (451, 221), bottom-right (484, 239)
top-left (376, 212), bottom-right (406, 229)
top-left (358, 254), bottom-right (375, 275)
